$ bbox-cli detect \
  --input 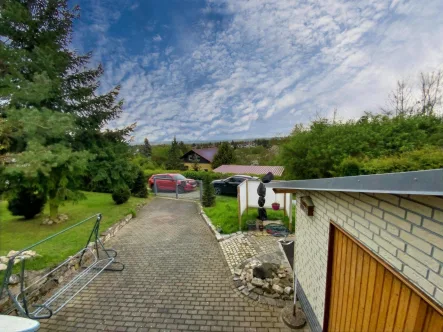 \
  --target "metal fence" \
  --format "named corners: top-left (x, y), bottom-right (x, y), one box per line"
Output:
top-left (152, 178), bottom-right (202, 202)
